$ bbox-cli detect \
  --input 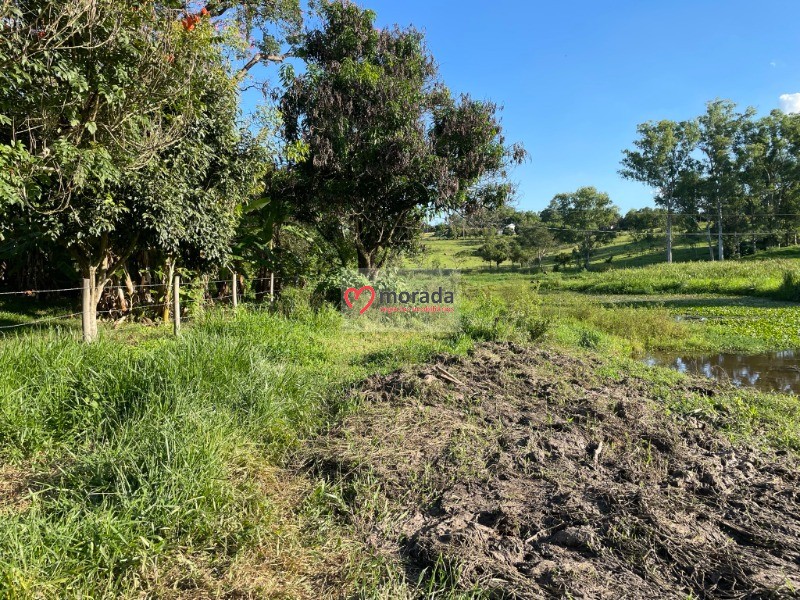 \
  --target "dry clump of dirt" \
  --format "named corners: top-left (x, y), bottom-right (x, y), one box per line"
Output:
top-left (310, 342), bottom-right (800, 599)
top-left (0, 464), bottom-right (32, 515)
